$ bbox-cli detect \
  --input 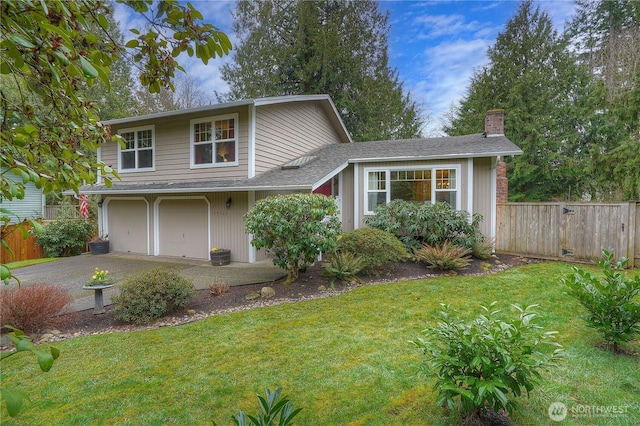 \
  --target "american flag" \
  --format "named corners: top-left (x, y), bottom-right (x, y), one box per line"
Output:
top-left (79, 194), bottom-right (90, 219)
